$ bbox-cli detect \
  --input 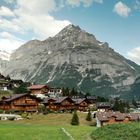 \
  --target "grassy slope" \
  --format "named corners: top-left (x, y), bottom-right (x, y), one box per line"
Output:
top-left (0, 90), bottom-right (12, 98)
top-left (1, 113), bottom-right (139, 140)
top-left (0, 113), bottom-right (95, 140)
top-left (91, 123), bottom-right (140, 140)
